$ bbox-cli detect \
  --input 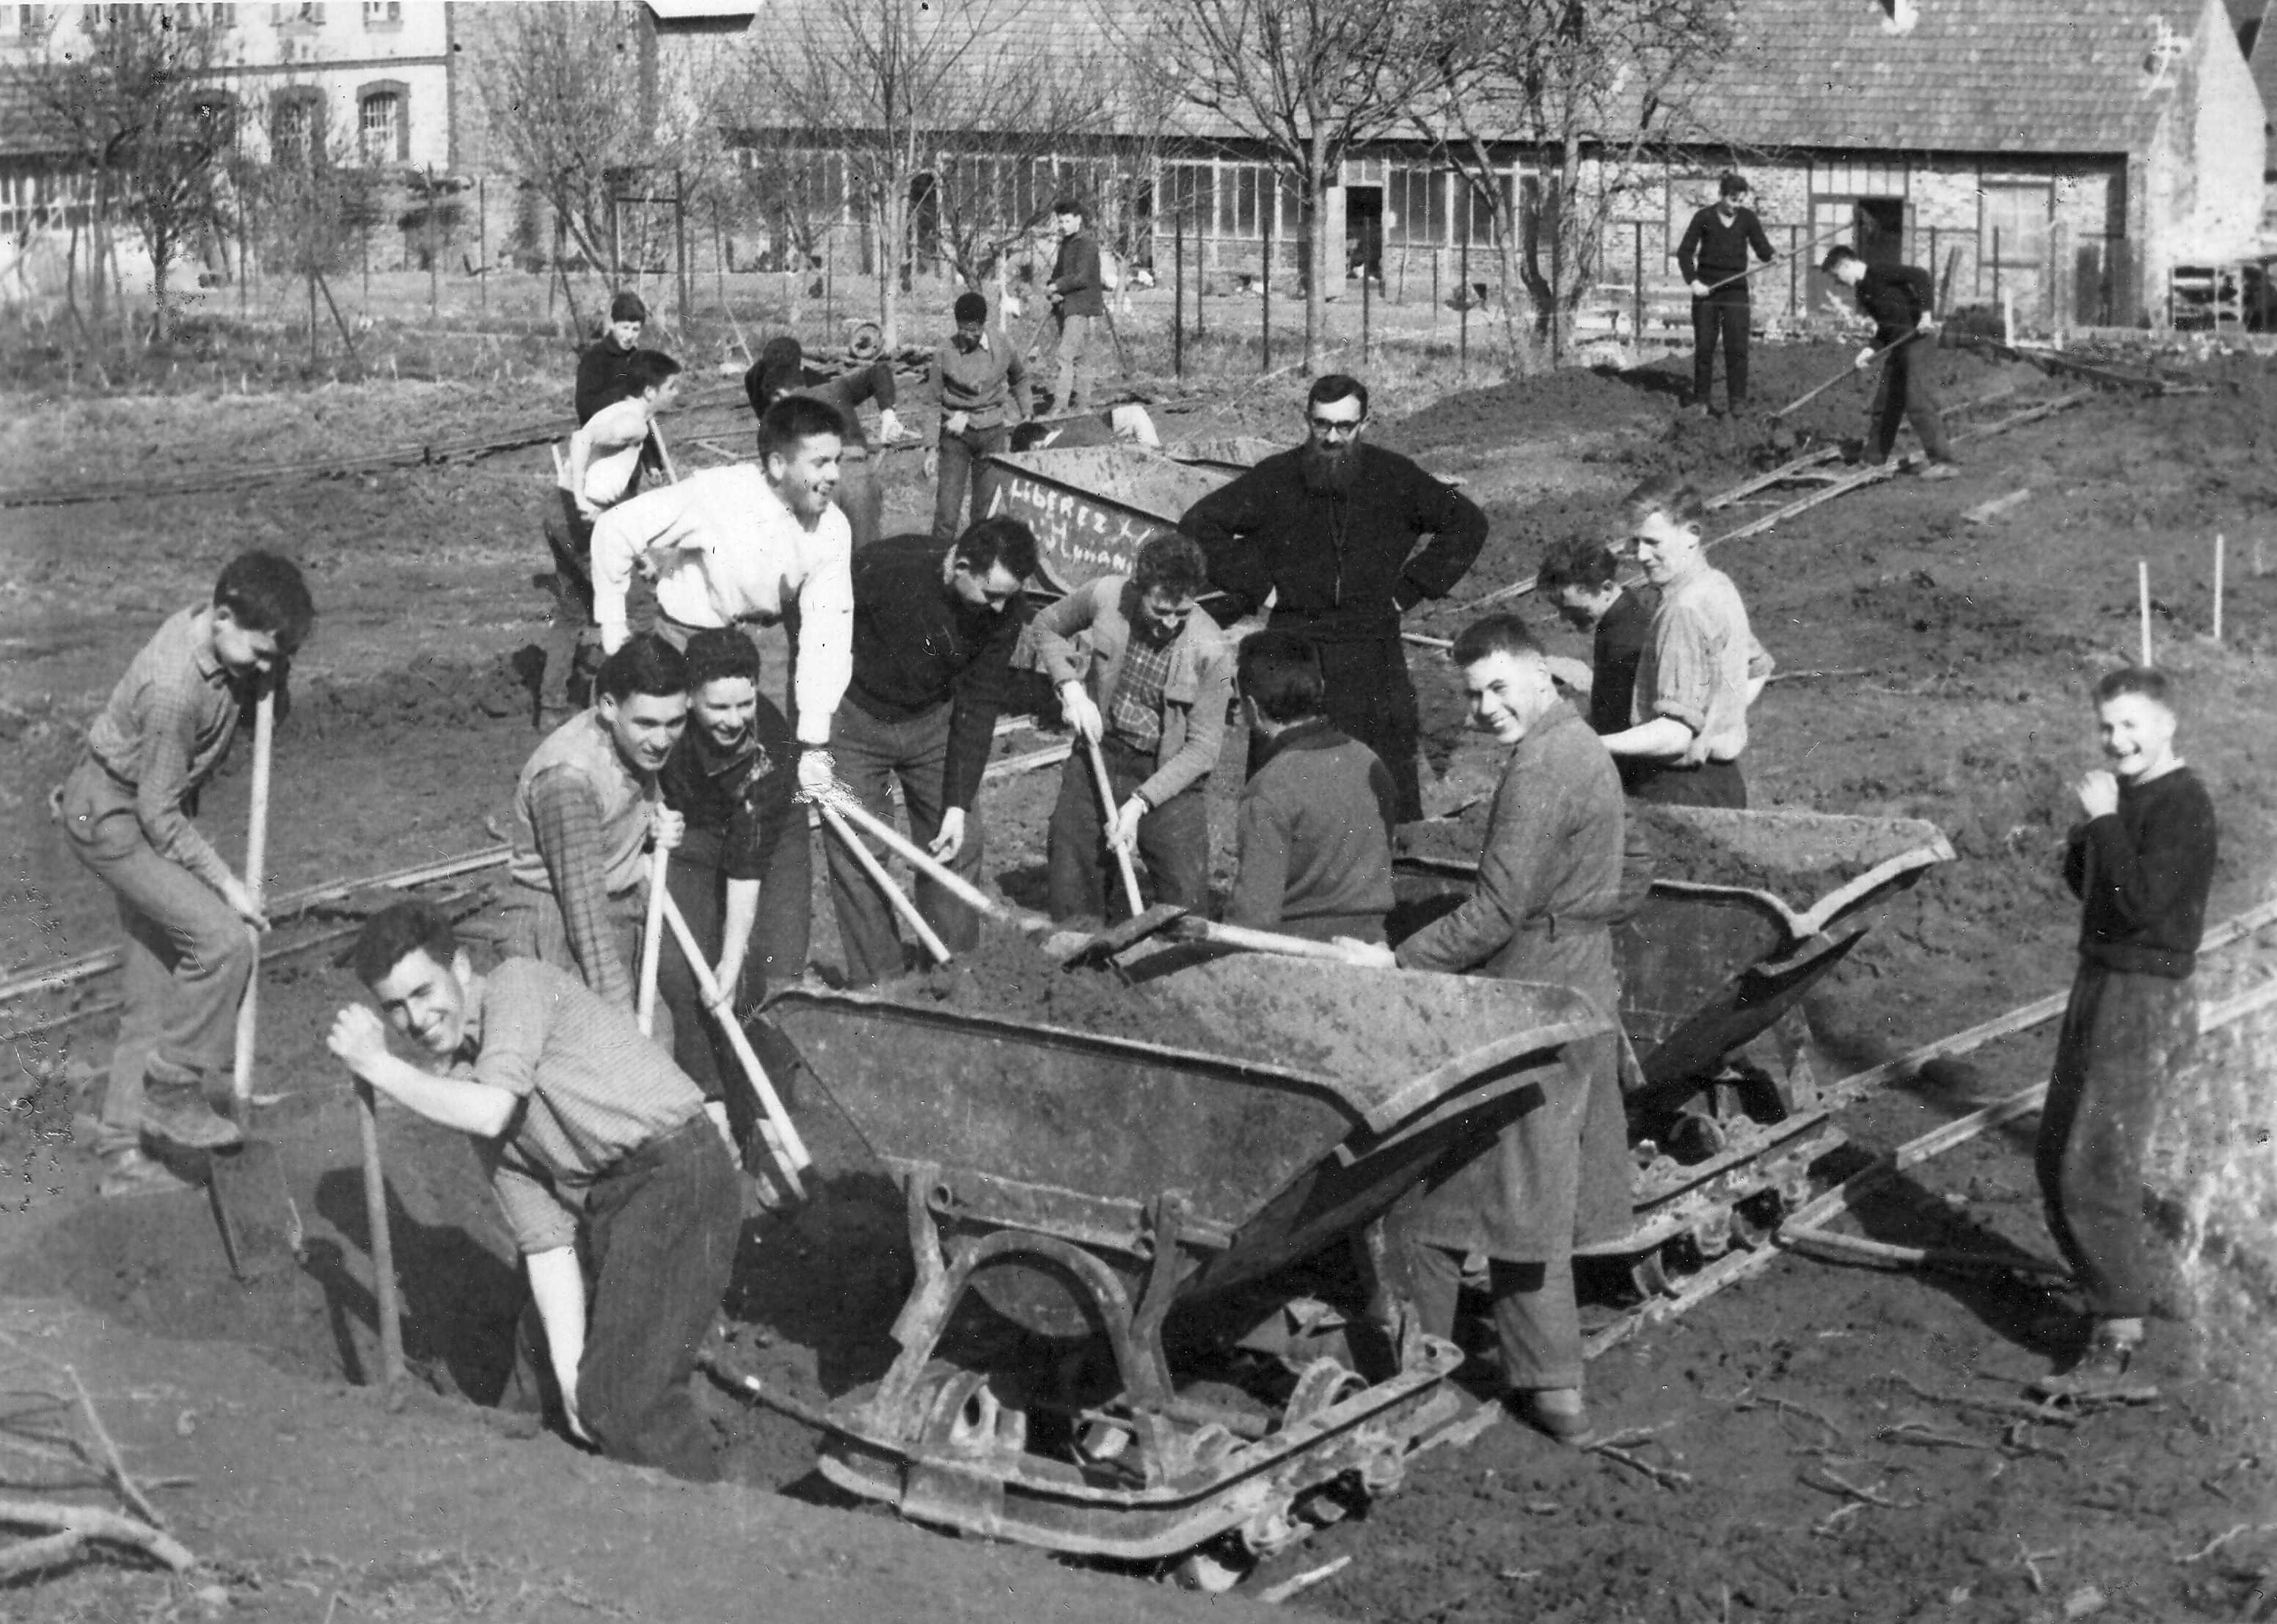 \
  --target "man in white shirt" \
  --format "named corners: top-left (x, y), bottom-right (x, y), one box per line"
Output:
top-left (591, 397), bottom-right (855, 785)
top-left (563, 350), bottom-right (683, 519)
